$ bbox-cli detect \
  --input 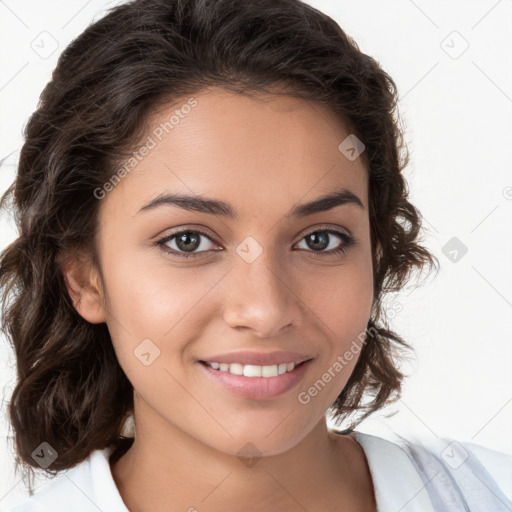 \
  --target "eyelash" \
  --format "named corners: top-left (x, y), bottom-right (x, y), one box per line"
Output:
top-left (154, 226), bottom-right (356, 260)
